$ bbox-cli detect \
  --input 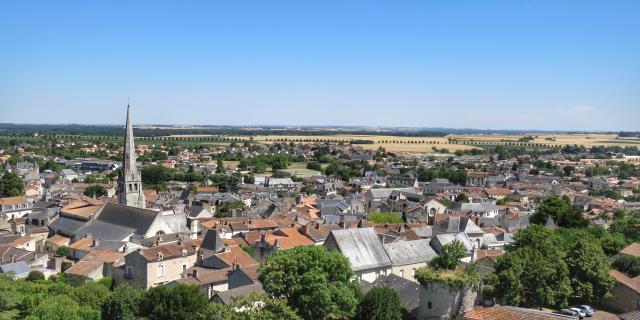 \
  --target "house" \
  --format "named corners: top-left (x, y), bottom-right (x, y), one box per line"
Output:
top-left (64, 249), bottom-right (124, 281)
top-left (602, 270), bottom-right (640, 313)
top-left (0, 196), bottom-right (33, 222)
top-left (383, 239), bottom-right (438, 282)
top-left (433, 217), bottom-right (485, 249)
top-left (451, 202), bottom-right (500, 218)
top-left (483, 188), bottom-right (513, 200)
top-left (211, 282), bottom-right (265, 305)
top-left (324, 228), bottom-right (392, 283)
top-left (58, 168), bottom-right (79, 181)
top-left (365, 187), bottom-right (416, 213)
top-left (266, 177), bottom-right (296, 192)
top-left (387, 176), bottom-right (419, 188)
top-left (430, 233), bottom-right (474, 259)
top-left (114, 239), bottom-right (200, 289)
